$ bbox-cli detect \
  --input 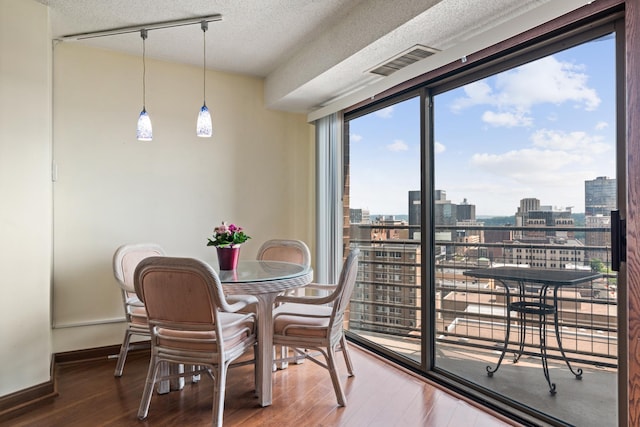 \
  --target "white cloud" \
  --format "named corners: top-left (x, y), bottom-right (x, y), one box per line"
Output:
top-left (469, 149), bottom-right (593, 189)
top-left (387, 139), bottom-right (408, 152)
top-left (531, 129), bottom-right (610, 154)
top-left (451, 81), bottom-right (493, 112)
top-left (434, 141), bottom-right (446, 154)
top-left (595, 121), bottom-right (609, 130)
top-left (482, 110), bottom-right (532, 127)
top-left (450, 55), bottom-right (600, 128)
top-left (350, 133), bottom-right (363, 142)
top-left (460, 125), bottom-right (615, 214)
top-left (493, 56), bottom-right (600, 111)
top-left (375, 106), bottom-right (394, 119)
